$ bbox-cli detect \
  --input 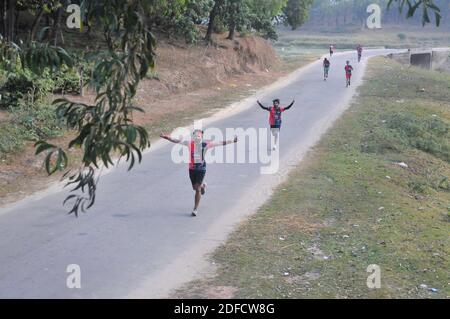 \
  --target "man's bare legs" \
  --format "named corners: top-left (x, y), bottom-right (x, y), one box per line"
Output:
top-left (271, 128), bottom-right (280, 150)
top-left (192, 184), bottom-right (206, 216)
top-left (194, 186), bottom-right (202, 210)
